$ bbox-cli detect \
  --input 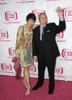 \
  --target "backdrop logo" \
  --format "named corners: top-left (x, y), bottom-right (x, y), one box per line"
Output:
top-left (64, 7), bottom-right (72, 22)
top-left (5, 11), bottom-right (17, 21)
top-left (29, 65), bottom-right (36, 72)
top-left (4, 11), bottom-right (20, 24)
top-left (55, 67), bottom-right (63, 75)
top-left (1, 63), bottom-right (12, 71)
top-left (32, 9), bottom-right (45, 23)
top-left (0, 29), bottom-right (11, 42)
top-left (62, 49), bottom-right (72, 58)
top-left (0, 0), bottom-right (7, 5)
top-left (0, 0), bottom-right (4, 1)
top-left (56, 32), bottom-right (64, 39)
top-left (59, 48), bottom-right (72, 61)
top-left (46, 0), bottom-right (59, 1)
top-left (17, 0), bottom-right (35, 3)
top-left (8, 47), bottom-right (15, 57)
top-left (56, 32), bottom-right (66, 42)
top-left (0, 30), bottom-right (8, 39)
